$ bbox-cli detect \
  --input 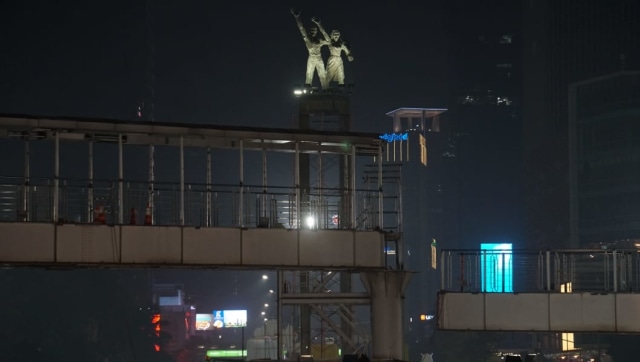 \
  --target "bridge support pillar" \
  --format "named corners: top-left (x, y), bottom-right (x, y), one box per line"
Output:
top-left (361, 270), bottom-right (411, 361)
